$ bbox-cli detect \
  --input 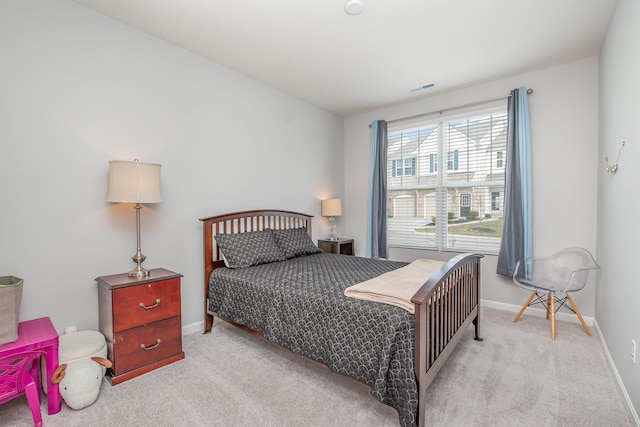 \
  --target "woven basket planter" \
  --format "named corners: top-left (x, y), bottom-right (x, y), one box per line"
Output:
top-left (0, 276), bottom-right (23, 345)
